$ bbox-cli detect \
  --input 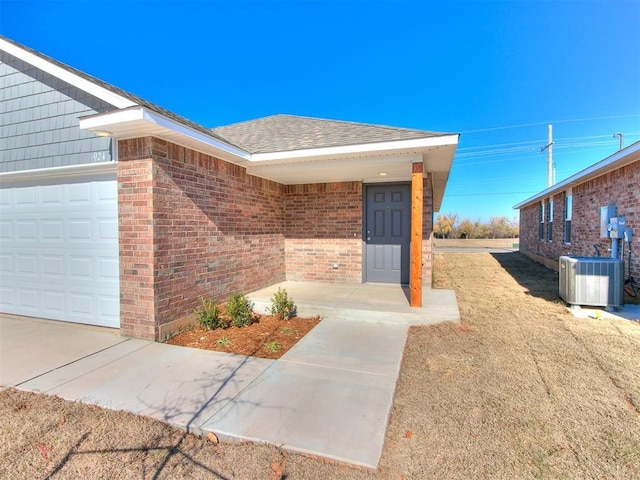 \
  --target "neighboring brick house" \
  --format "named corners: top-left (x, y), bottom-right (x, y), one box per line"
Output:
top-left (0, 36), bottom-right (459, 340)
top-left (514, 141), bottom-right (640, 302)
